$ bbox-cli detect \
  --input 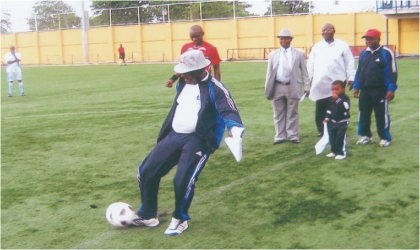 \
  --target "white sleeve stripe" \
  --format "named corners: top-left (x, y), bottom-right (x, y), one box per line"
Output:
top-left (211, 78), bottom-right (237, 111)
top-left (383, 47), bottom-right (397, 73)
